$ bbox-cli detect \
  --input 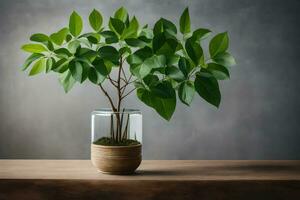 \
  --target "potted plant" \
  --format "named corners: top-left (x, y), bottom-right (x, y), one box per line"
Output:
top-left (21, 7), bottom-right (235, 174)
